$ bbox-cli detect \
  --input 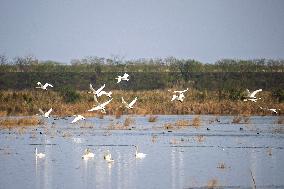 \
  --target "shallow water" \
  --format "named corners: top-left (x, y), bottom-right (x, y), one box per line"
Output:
top-left (0, 115), bottom-right (283, 189)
